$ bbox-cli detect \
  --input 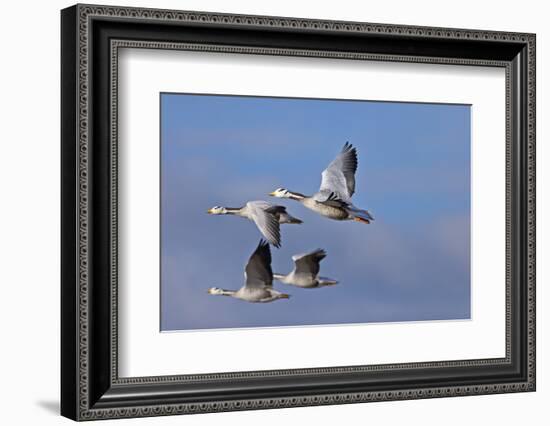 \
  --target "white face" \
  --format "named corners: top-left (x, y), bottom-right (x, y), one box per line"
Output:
top-left (269, 188), bottom-right (290, 198)
top-left (207, 287), bottom-right (224, 295)
top-left (207, 206), bottom-right (226, 215)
